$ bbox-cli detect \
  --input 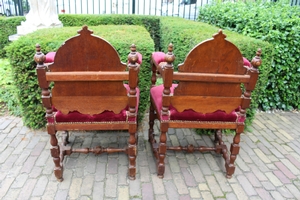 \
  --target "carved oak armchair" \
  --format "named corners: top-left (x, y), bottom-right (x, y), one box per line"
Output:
top-left (35, 26), bottom-right (141, 181)
top-left (149, 30), bottom-right (262, 178)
